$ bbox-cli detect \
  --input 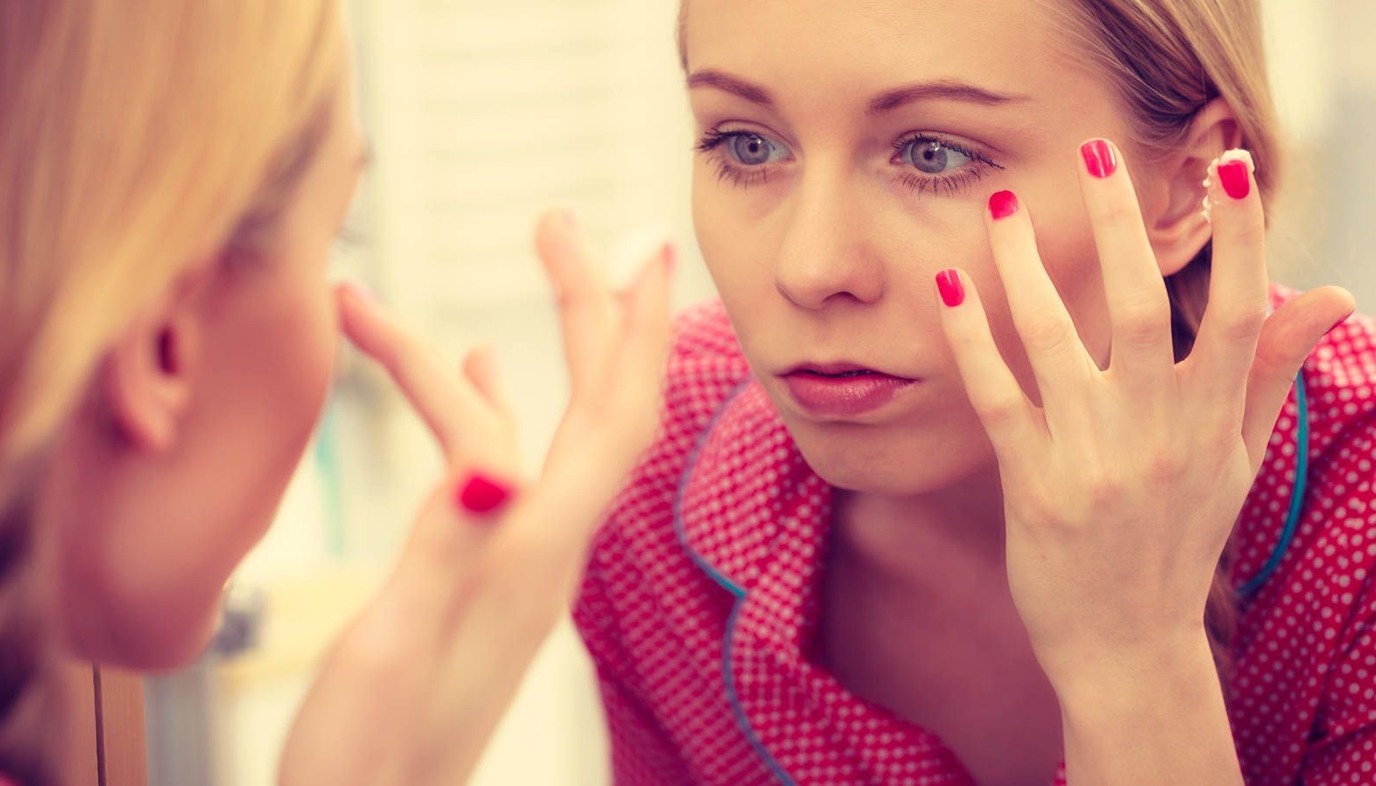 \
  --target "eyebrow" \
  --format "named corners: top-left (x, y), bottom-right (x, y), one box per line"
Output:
top-left (686, 69), bottom-right (1027, 115)
top-left (686, 70), bottom-right (775, 108)
top-left (868, 81), bottom-right (1028, 115)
